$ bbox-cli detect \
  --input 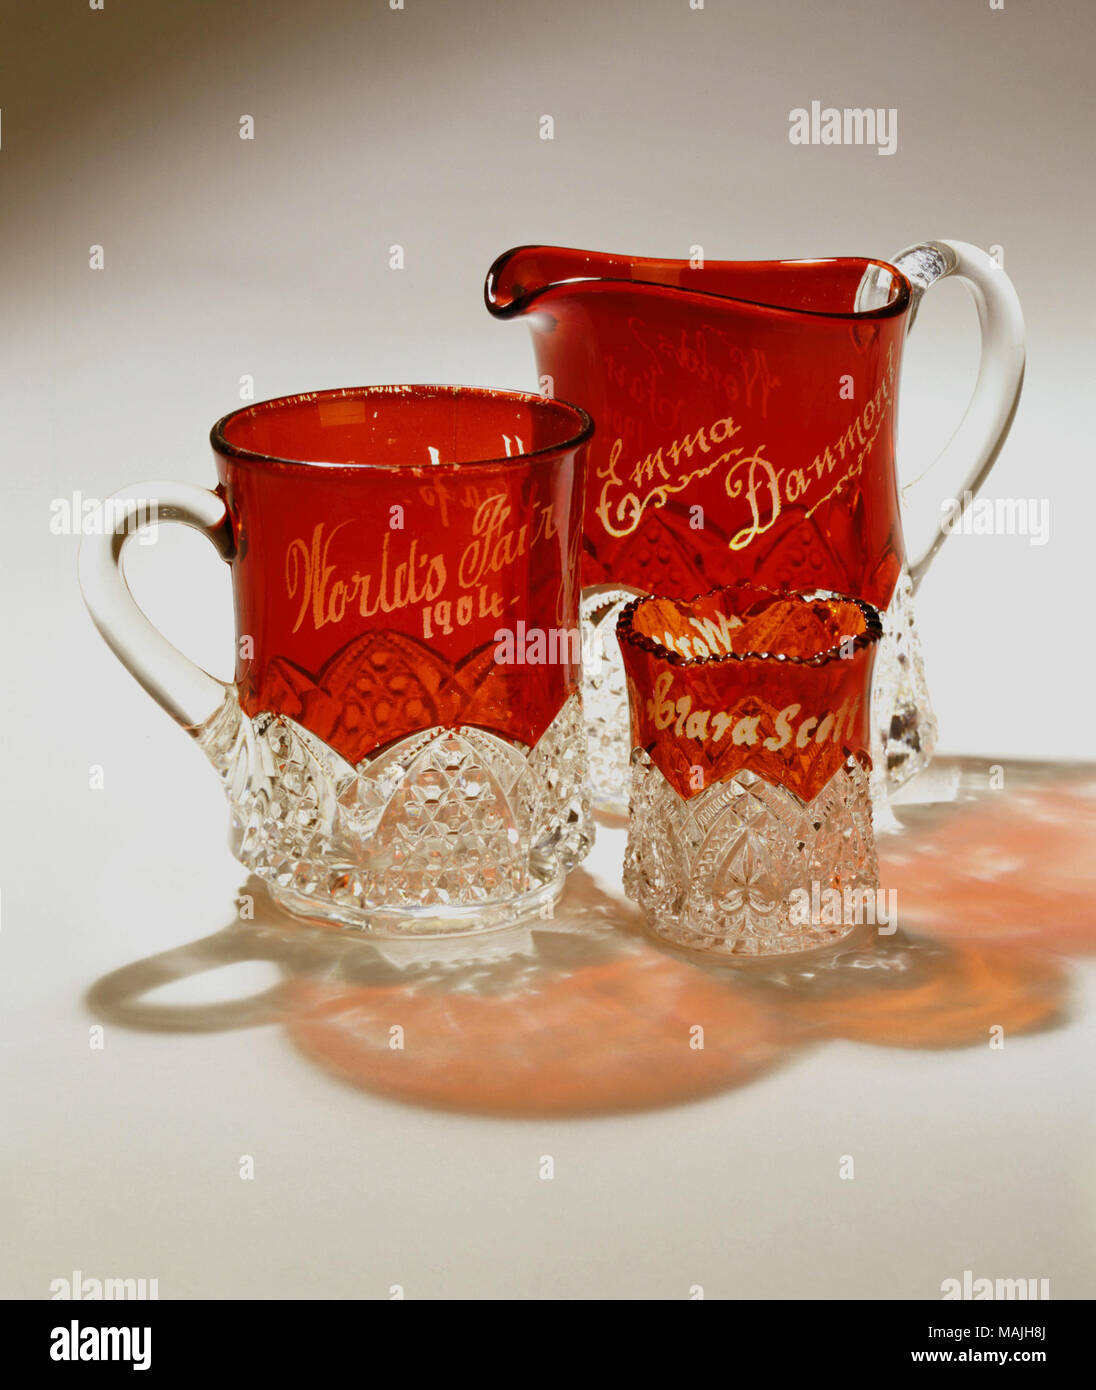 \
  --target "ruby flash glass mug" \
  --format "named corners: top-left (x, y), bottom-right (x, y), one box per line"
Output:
top-left (79, 385), bottom-right (594, 935)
